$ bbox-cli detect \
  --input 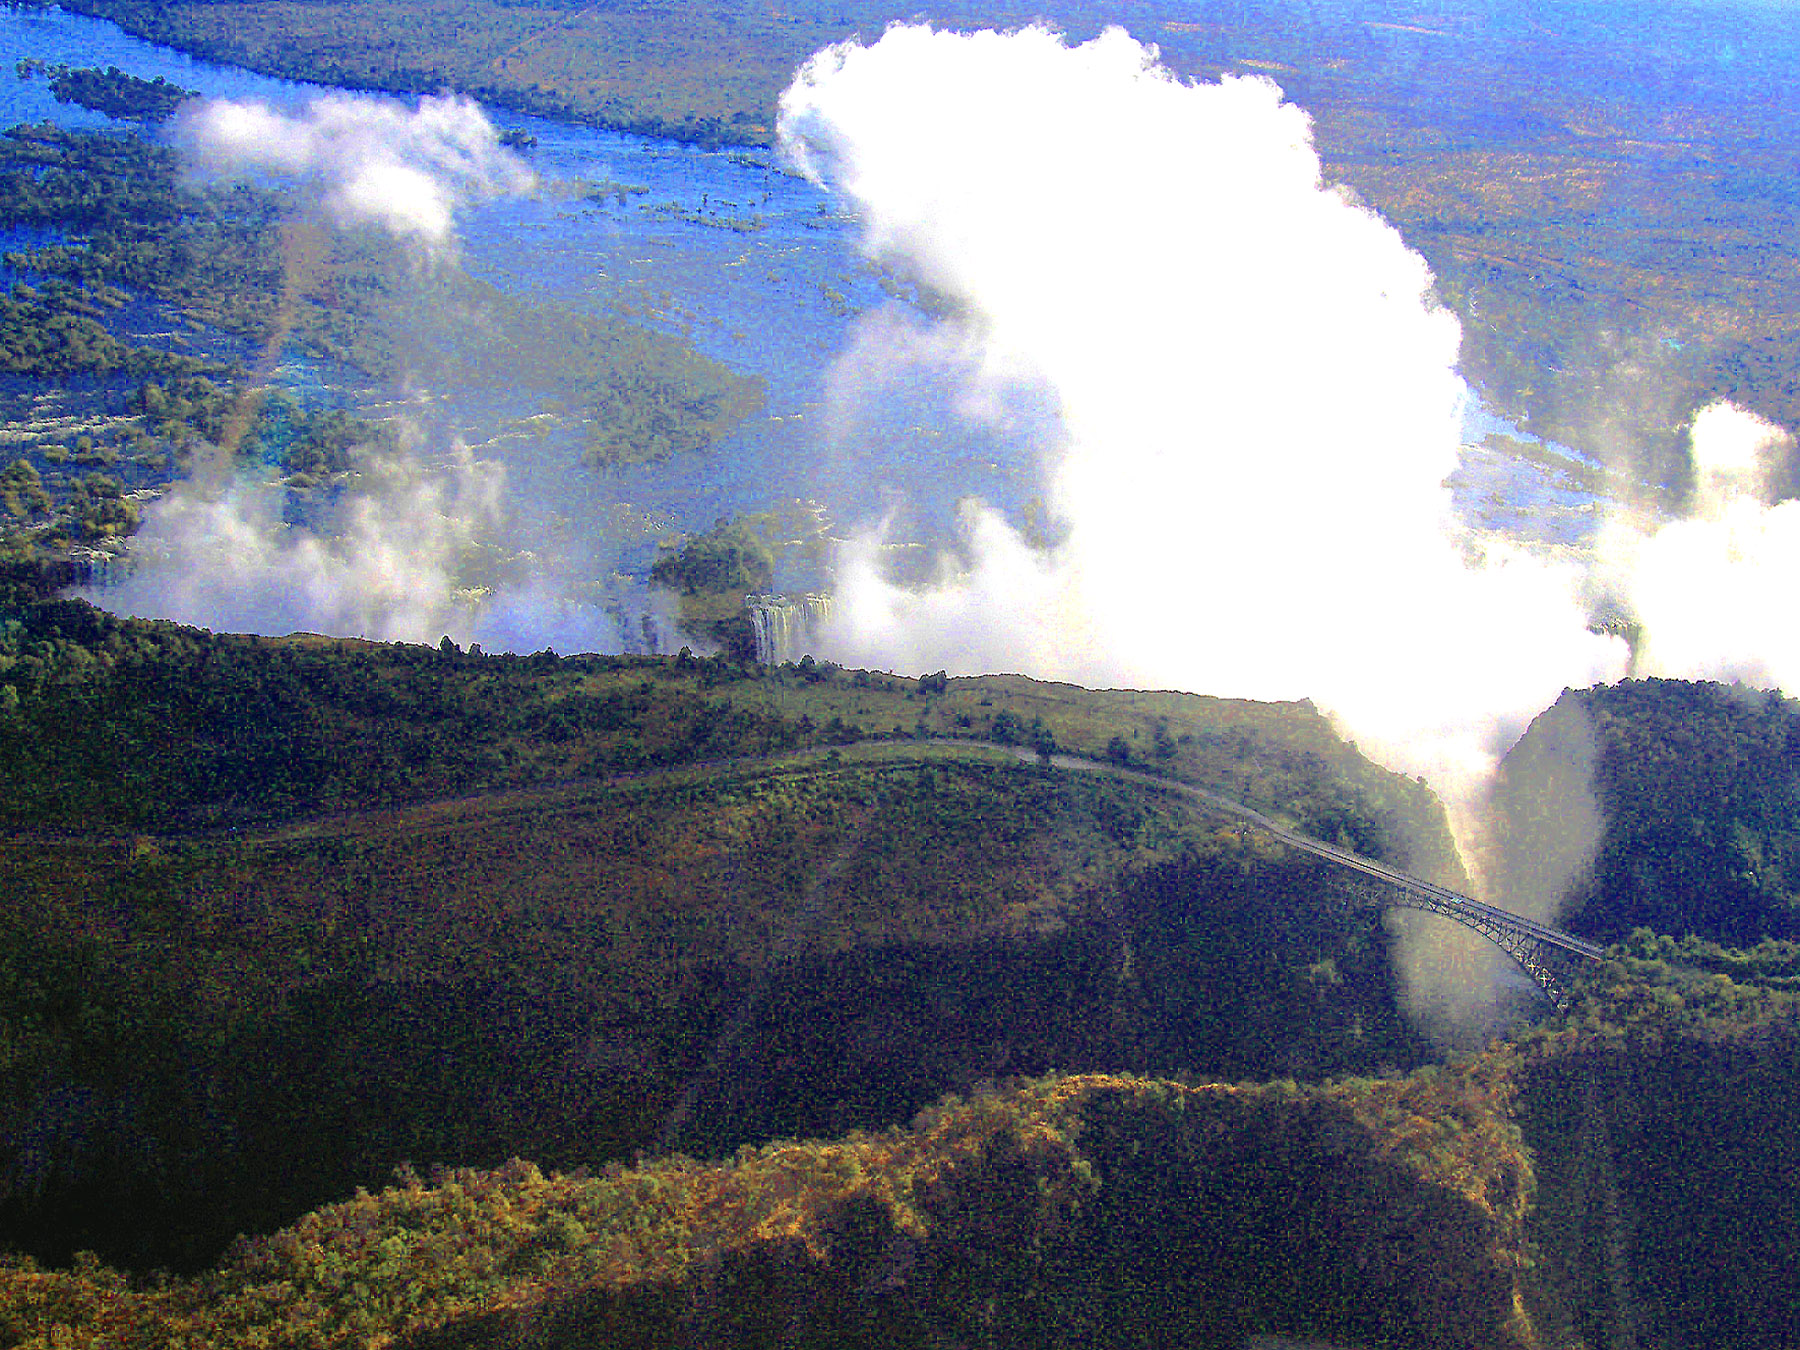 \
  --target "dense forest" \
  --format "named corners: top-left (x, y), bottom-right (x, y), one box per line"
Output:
top-left (6, 930), bottom-right (1799, 1348)
top-left (0, 603), bottom-right (1458, 1271)
top-left (1491, 678), bottom-right (1800, 946)
top-left (4, 616), bottom-right (1800, 1343)
top-left (0, 600), bottom-right (1453, 847)
top-left (0, 1070), bottom-right (1543, 1350)
top-left (1509, 931), bottom-right (1800, 1350)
